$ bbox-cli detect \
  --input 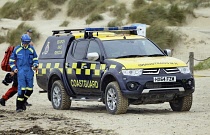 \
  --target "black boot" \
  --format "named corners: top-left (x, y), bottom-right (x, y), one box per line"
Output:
top-left (0, 98), bottom-right (6, 106)
top-left (16, 100), bottom-right (24, 113)
top-left (24, 90), bottom-right (33, 107)
top-left (22, 97), bottom-right (29, 110)
top-left (22, 102), bottom-right (26, 110)
top-left (25, 101), bottom-right (32, 106)
top-left (16, 109), bottom-right (23, 113)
